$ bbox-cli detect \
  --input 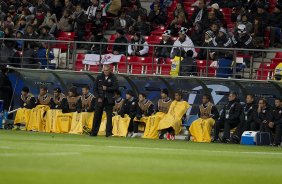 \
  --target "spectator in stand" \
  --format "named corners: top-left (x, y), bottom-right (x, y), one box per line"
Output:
top-left (58, 9), bottom-right (73, 32)
top-left (15, 17), bottom-right (27, 32)
top-left (35, 44), bottom-right (55, 69)
top-left (150, 0), bottom-right (164, 11)
top-left (128, 32), bottom-right (149, 56)
top-left (24, 24), bottom-right (39, 49)
top-left (148, 3), bottom-right (167, 25)
top-left (212, 27), bottom-right (232, 59)
top-left (39, 26), bottom-right (55, 40)
top-left (209, 22), bottom-right (220, 36)
top-left (191, 22), bottom-right (204, 46)
top-left (231, 5), bottom-right (249, 23)
top-left (215, 52), bottom-right (234, 78)
top-left (8, 5), bottom-right (20, 24)
top-left (173, 2), bottom-right (188, 20)
top-left (64, 0), bottom-right (75, 12)
top-left (15, 30), bottom-right (24, 51)
top-left (155, 30), bottom-right (174, 59)
top-left (248, 0), bottom-right (269, 14)
top-left (86, 0), bottom-right (102, 21)
top-left (250, 3), bottom-right (269, 49)
top-left (188, 0), bottom-right (208, 28)
top-left (232, 24), bottom-right (253, 49)
top-left (90, 29), bottom-right (108, 54)
top-left (48, 17), bottom-right (58, 35)
top-left (18, 0), bottom-right (34, 13)
top-left (92, 10), bottom-right (105, 36)
top-left (112, 29), bottom-right (128, 55)
top-left (202, 11), bottom-right (220, 31)
top-left (39, 9), bottom-right (57, 30)
top-left (128, 4), bottom-right (147, 21)
top-left (35, 0), bottom-right (50, 14)
top-left (51, 0), bottom-right (64, 20)
top-left (268, 4), bottom-right (282, 47)
top-left (171, 27), bottom-right (197, 58)
top-left (2, 16), bottom-right (14, 30)
top-left (168, 12), bottom-right (188, 36)
top-left (179, 50), bottom-right (197, 76)
top-left (197, 30), bottom-right (215, 60)
top-left (236, 14), bottom-right (253, 34)
top-left (33, 9), bottom-right (45, 29)
top-left (114, 11), bottom-right (135, 31)
top-left (210, 3), bottom-right (224, 24)
top-left (70, 4), bottom-right (88, 41)
top-left (130, 15), bottom-right (151, 36)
